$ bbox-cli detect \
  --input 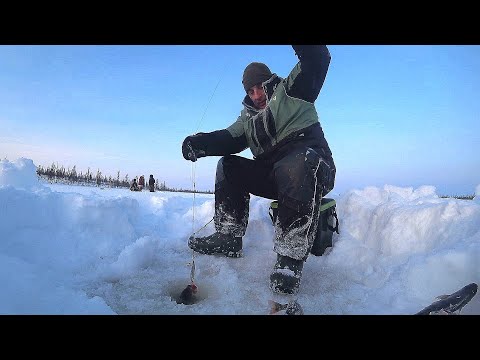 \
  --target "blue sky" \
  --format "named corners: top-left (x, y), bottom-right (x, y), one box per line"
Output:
top-left (1, 45), bottom-right (479, 195)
